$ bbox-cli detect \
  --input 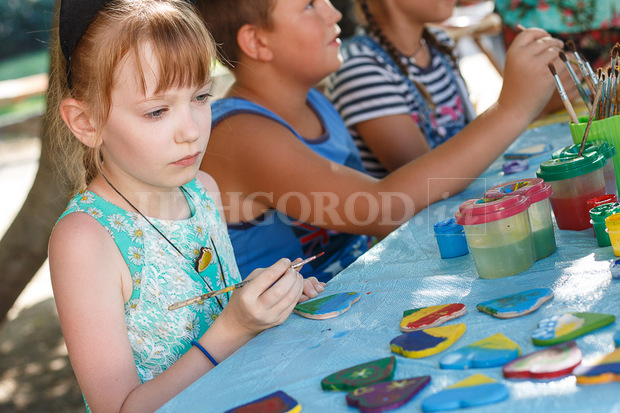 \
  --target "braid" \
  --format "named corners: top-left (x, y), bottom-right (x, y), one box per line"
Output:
top-left (422, 27), bottom-right (457, 67)
top-left (358, 0), bottom-right (409, 77)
